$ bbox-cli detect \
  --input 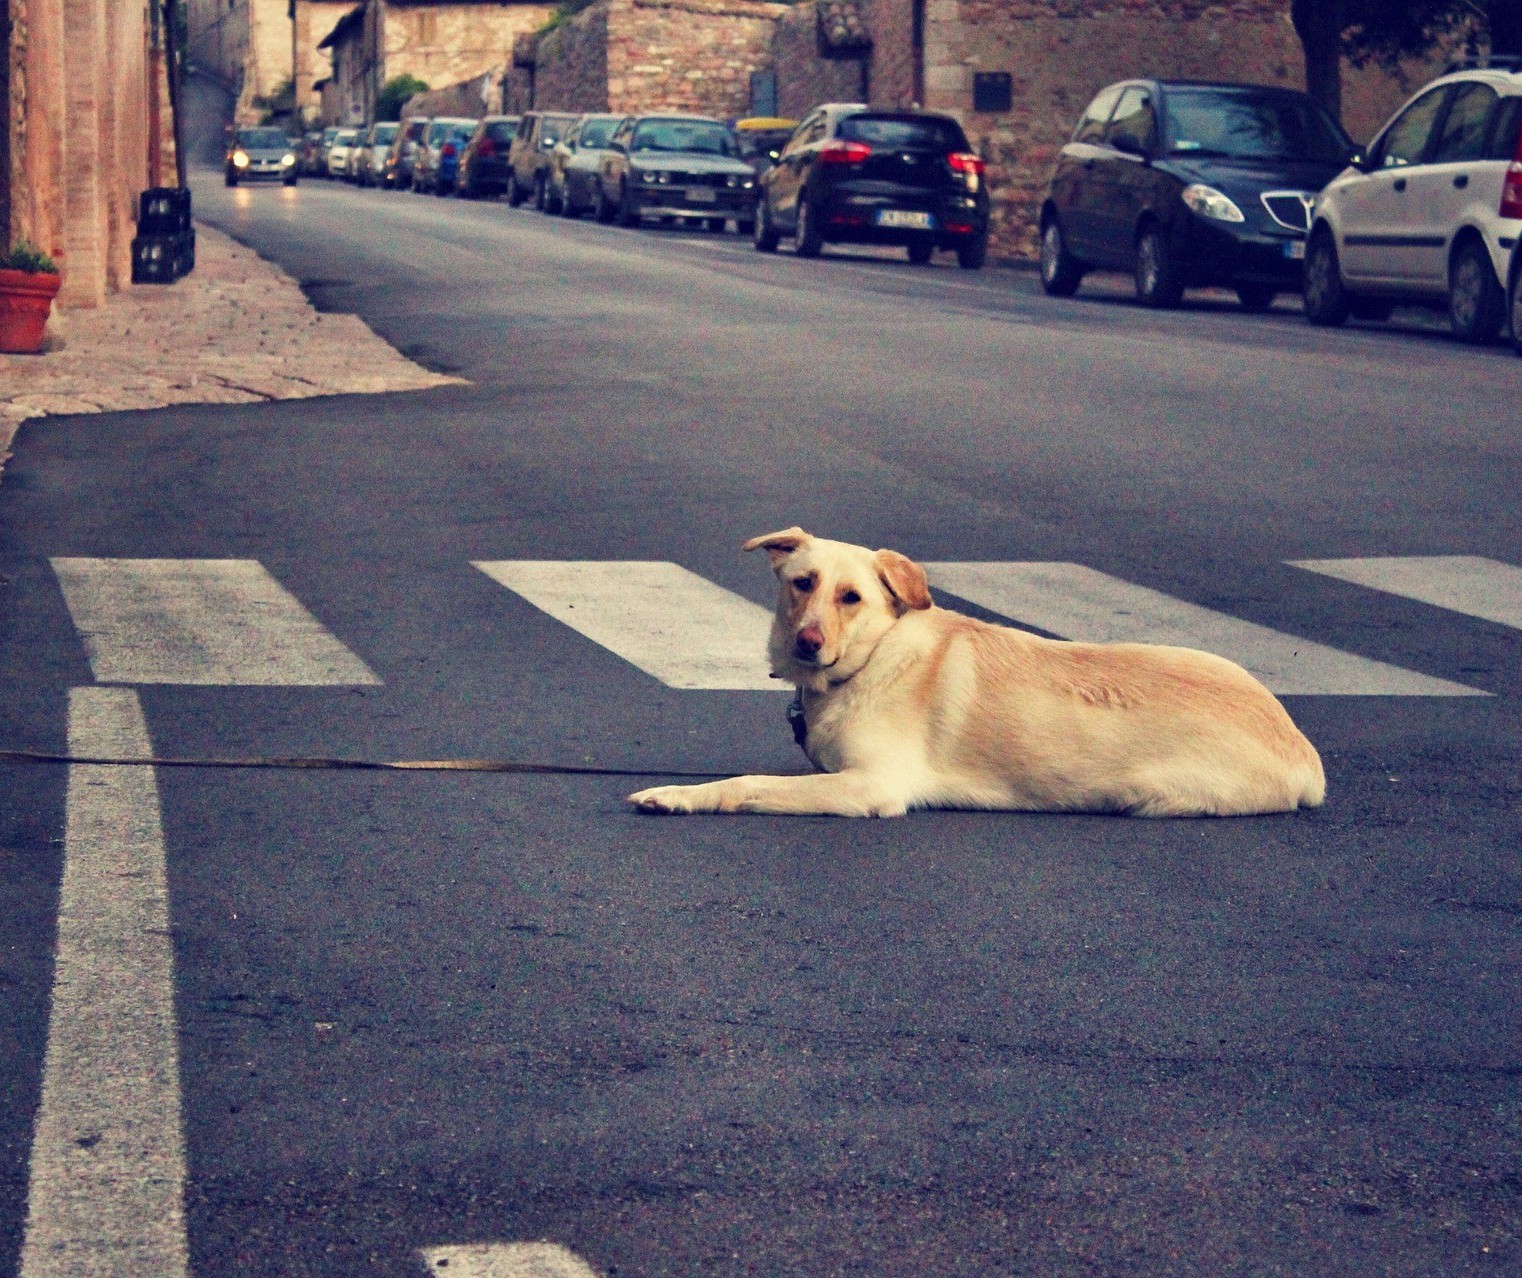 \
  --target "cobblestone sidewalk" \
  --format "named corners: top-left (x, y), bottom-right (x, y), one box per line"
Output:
top-left (0, 223), bottom-right (463, 476)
